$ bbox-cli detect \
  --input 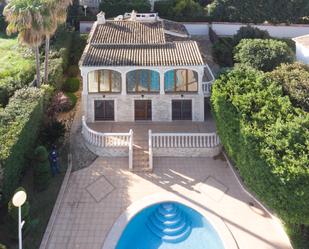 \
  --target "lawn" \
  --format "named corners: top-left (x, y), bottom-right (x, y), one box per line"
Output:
top-left (0, 34), bottom-right (34, 79)
top-left (0, 33), bottom-right (35, 106)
